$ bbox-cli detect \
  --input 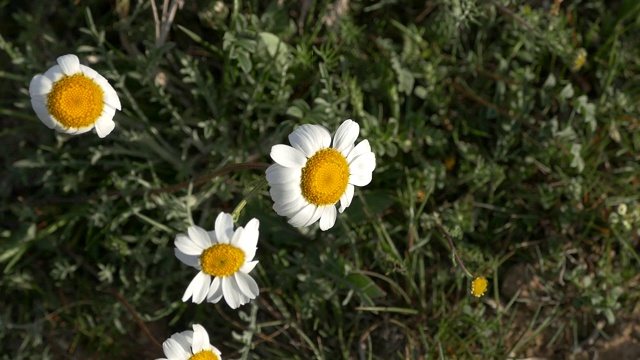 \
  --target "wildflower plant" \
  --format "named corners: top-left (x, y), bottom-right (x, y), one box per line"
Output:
top-left (175, 213), bottom-right (260, 309)
top-left (158, 324), bottom-right (222, 360)
top-left (29, 54), bottom-right (121, 137)
top-left (266, 119), bottom-right (376, 230)
top-left (2, 1), bottom-right (640, 359)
